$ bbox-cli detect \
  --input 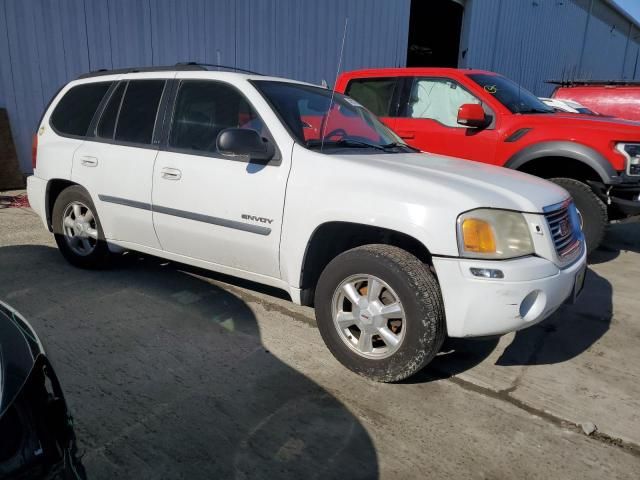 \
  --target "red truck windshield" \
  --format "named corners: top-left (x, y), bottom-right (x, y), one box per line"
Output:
top-left (468, 74), bottom-right (553, 115)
